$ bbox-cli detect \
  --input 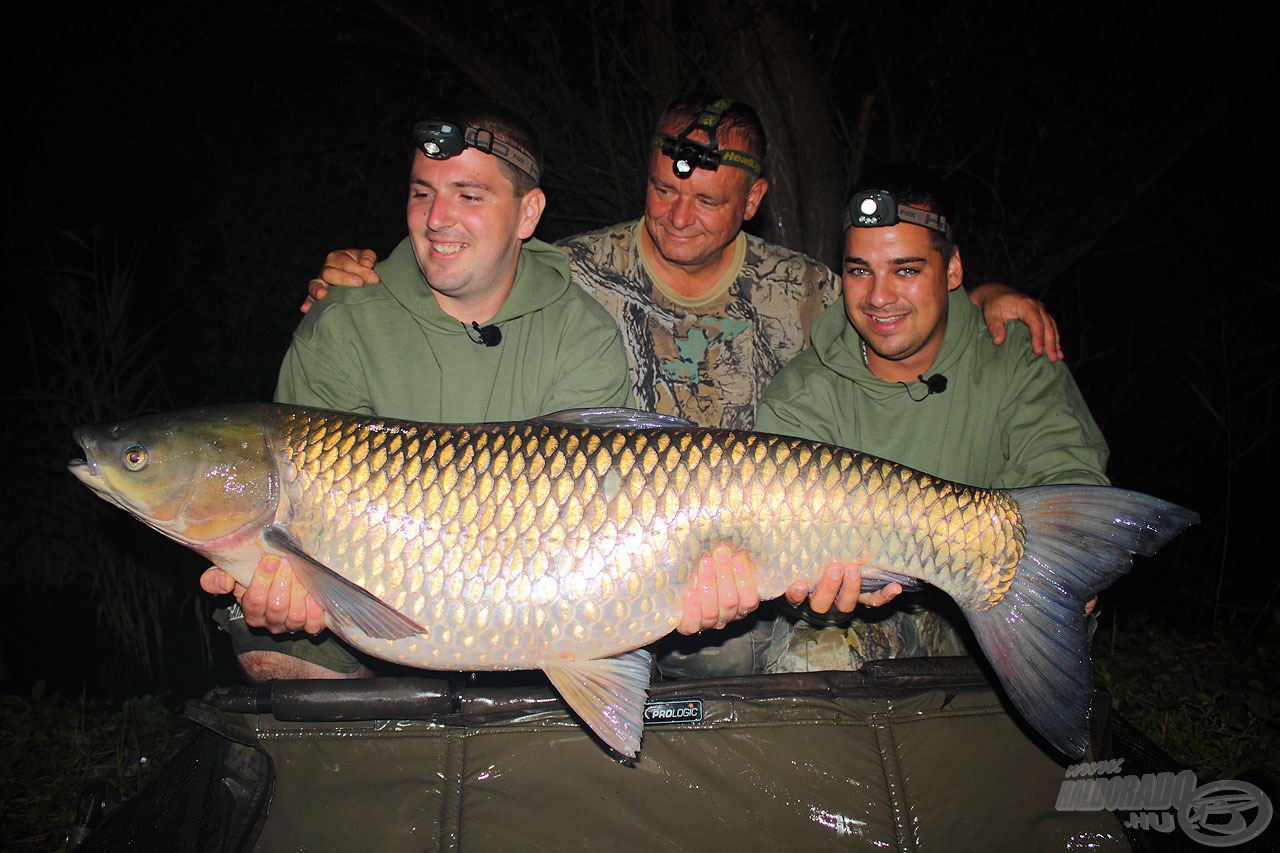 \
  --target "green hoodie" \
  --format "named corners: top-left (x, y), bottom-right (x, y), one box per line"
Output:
top-left (277, 236), bottom-right (632, 421)
top-left (757, 287), bottom-right (1109, 488)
